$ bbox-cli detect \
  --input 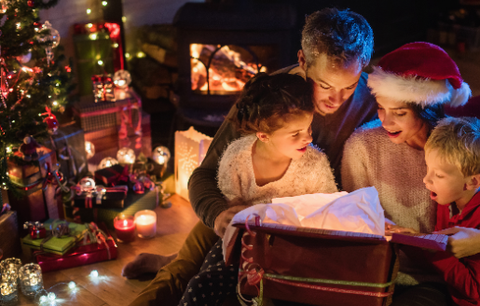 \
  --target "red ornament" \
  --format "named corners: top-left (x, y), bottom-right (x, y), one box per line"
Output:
top-left (27, 0), bottom-right (34, 7)
top-left (42, 106), bottom-right (58, 134)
